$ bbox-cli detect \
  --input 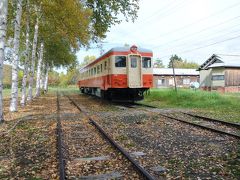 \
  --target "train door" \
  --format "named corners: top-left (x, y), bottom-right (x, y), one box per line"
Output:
top-left (127, 55), bottom-right (142, 88)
